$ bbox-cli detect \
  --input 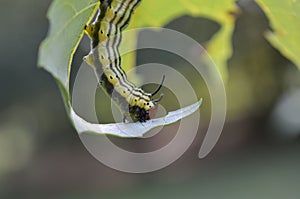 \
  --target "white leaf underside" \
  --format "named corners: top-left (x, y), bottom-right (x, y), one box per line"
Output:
top-left (71, 99), bottom-right (202, 137)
